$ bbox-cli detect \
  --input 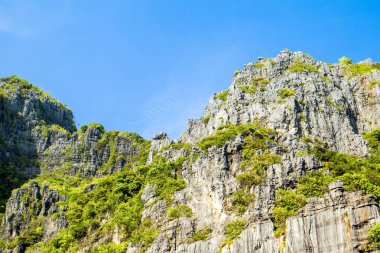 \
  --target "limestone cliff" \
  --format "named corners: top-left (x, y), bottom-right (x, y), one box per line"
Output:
top-left (1, 50), bottom-right (380, 253)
